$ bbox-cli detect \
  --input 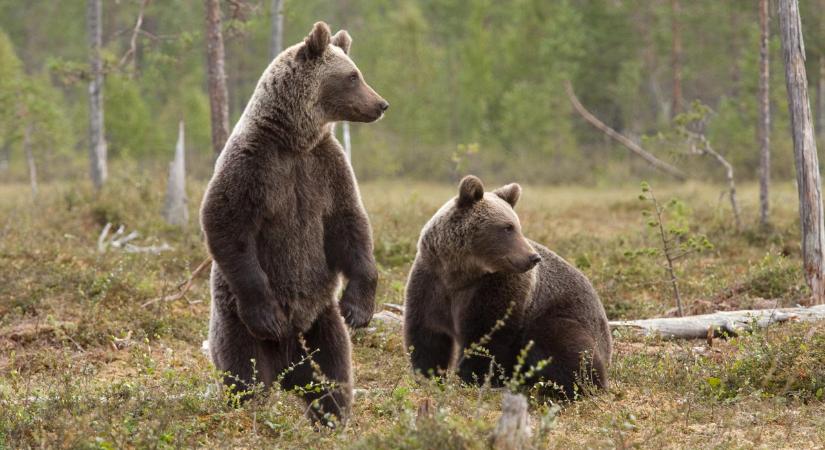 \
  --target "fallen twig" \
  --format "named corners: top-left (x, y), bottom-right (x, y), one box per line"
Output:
top-left (141, 257), bottom-right (212, 308)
